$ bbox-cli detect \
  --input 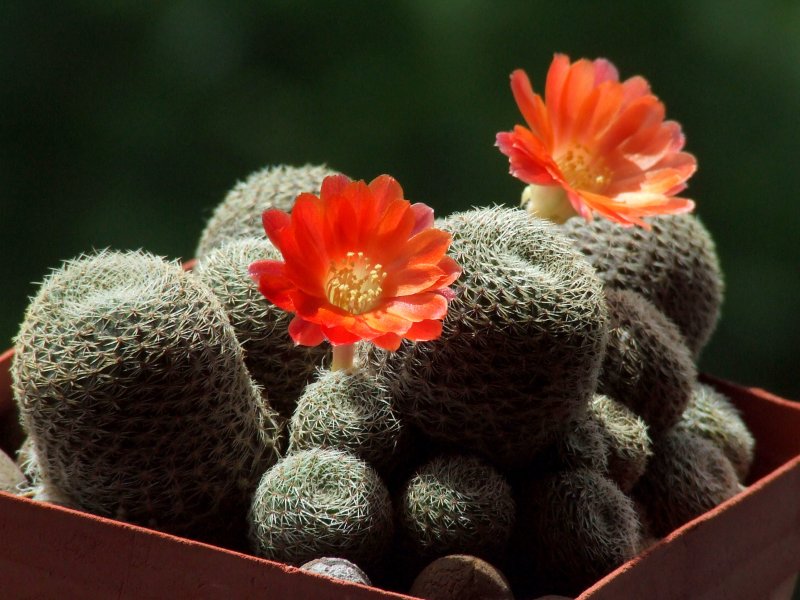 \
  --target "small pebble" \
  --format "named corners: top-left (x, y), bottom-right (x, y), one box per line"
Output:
top-left (410, 554), bottom-right (513, 600)
top-left (300, 557), bottom-right (371, 586)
